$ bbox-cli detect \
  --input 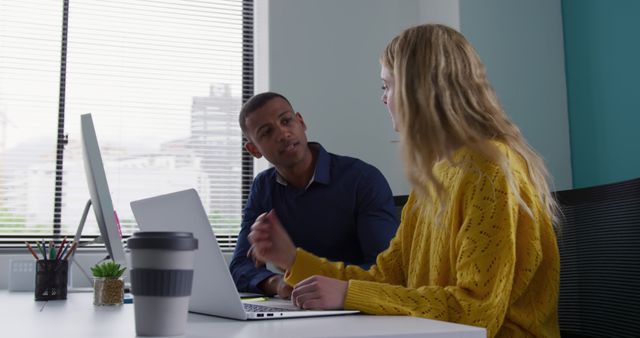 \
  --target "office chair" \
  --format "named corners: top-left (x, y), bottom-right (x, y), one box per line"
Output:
top-left (393, 195), bottom-right (409, 221)
top-left (554, 178), bottom-right (640, 338)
